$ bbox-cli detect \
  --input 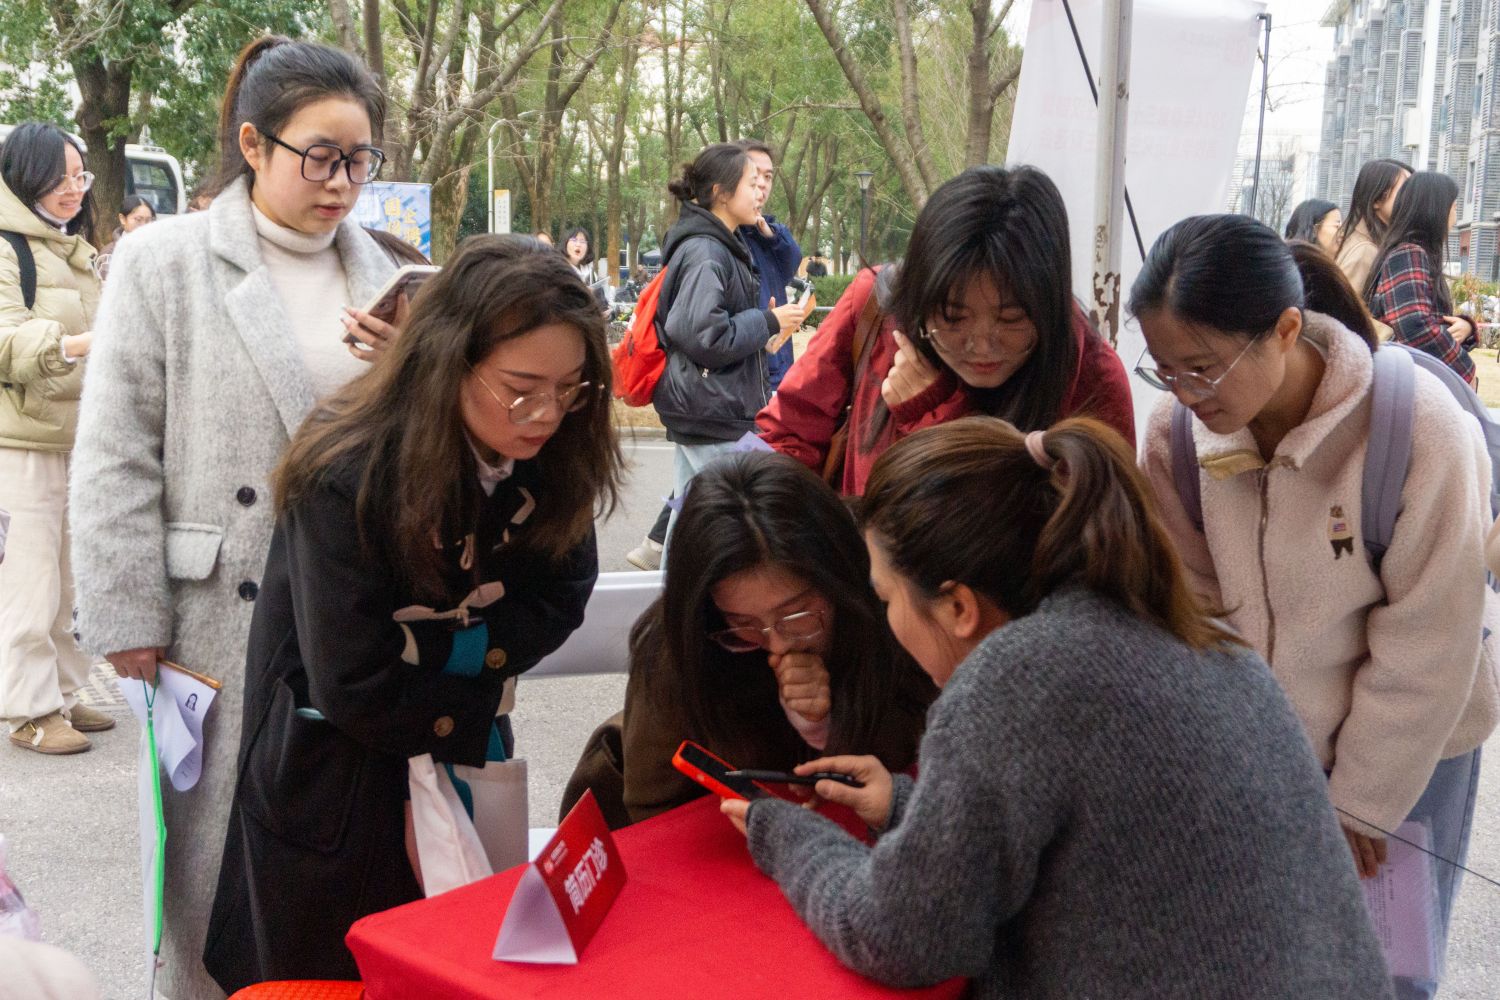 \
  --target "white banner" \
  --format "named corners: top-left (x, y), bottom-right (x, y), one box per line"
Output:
top-left (1007, 0), bottom-right (1265, 438)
